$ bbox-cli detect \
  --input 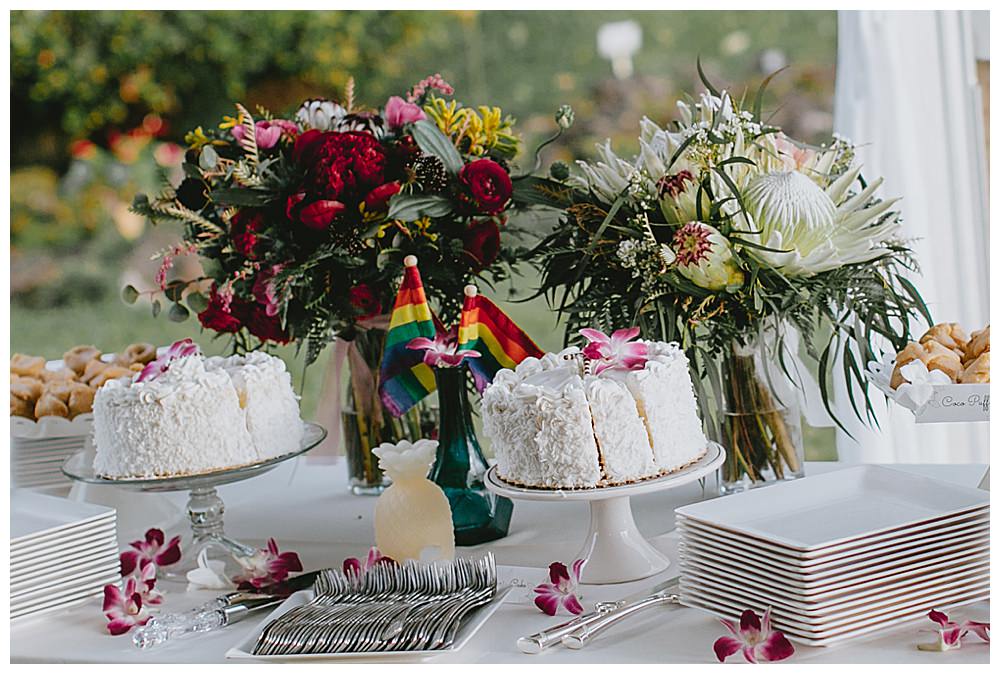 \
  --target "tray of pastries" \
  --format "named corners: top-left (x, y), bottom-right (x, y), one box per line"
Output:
top-left (11, 343), bottom-right (157, 439)
top-left (867, 323), bottom-right (989, 423)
